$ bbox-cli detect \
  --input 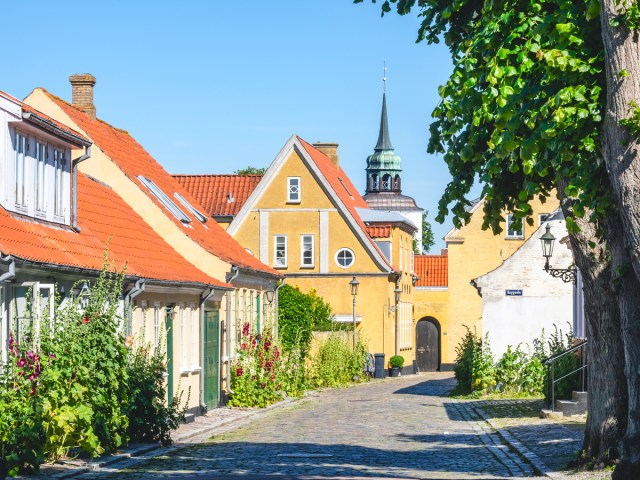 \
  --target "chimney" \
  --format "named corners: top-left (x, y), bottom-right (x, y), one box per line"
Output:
top-left (313, 142), bottom-right (340, 168)
top-left (69, 74), bottom-right (97, 120)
